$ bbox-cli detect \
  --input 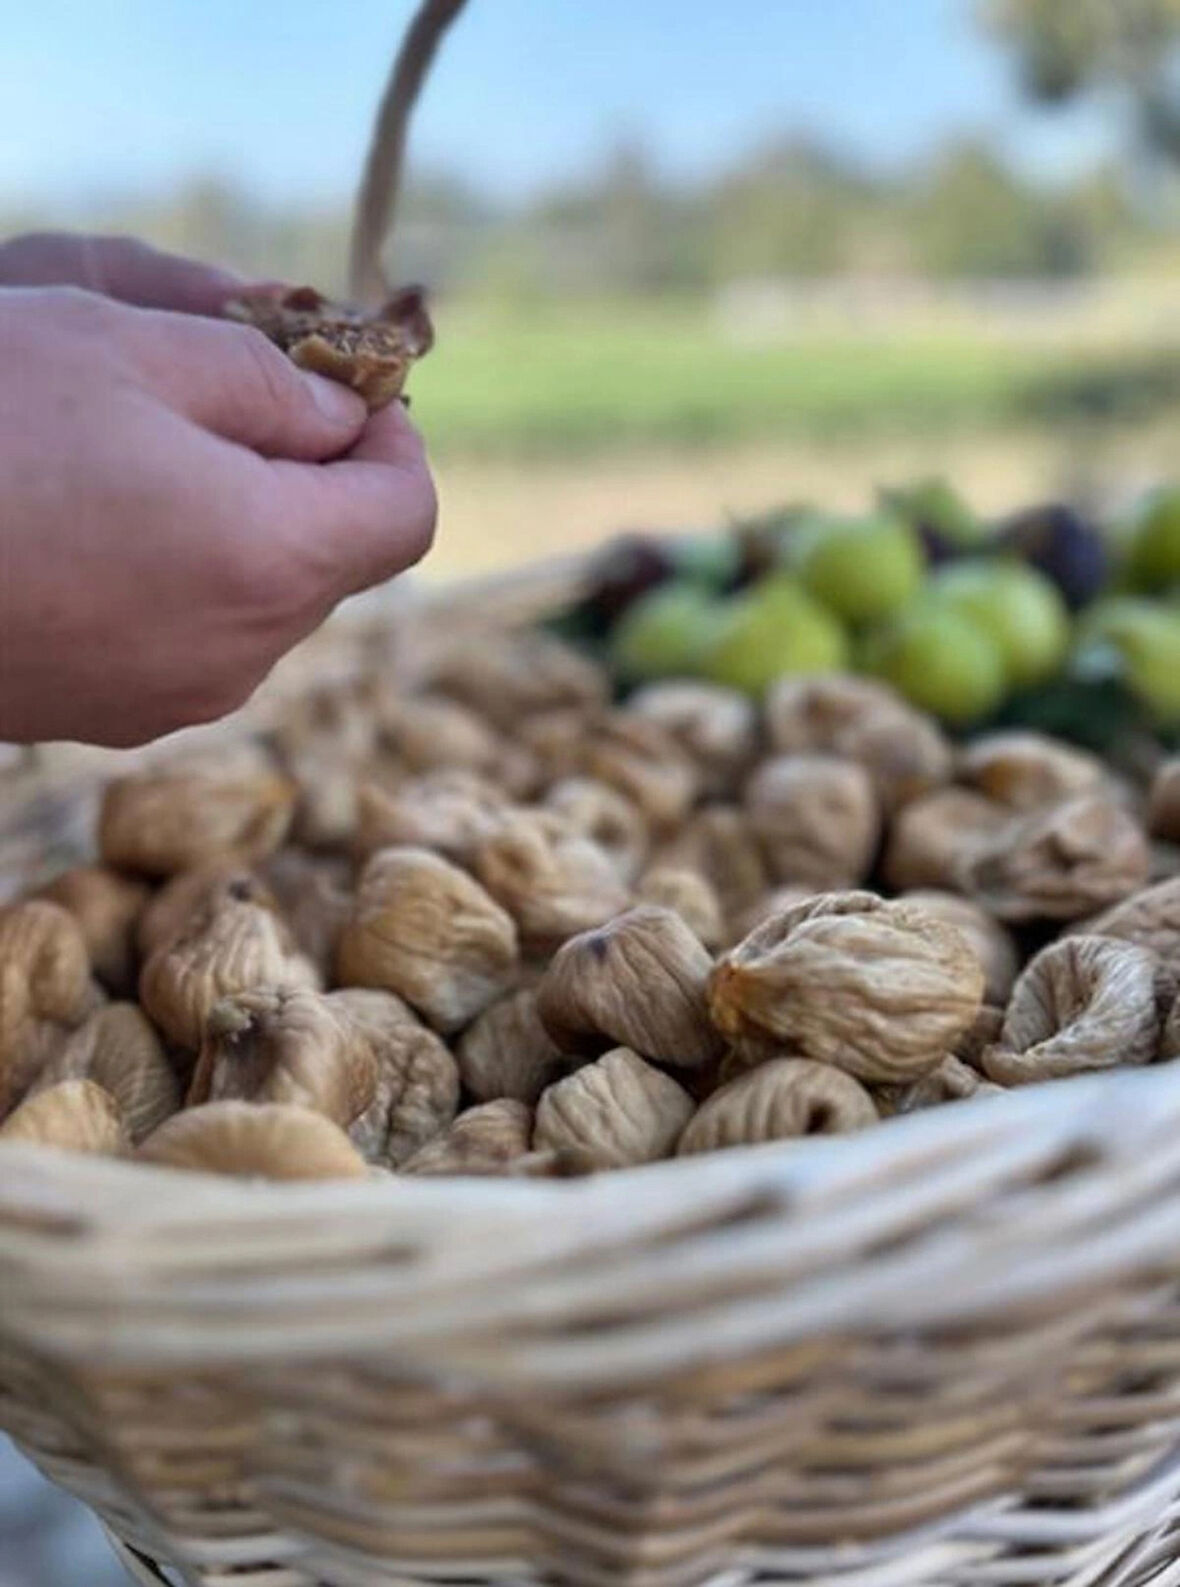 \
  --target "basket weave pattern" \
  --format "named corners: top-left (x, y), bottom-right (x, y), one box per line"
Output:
top-left (4, 578), bottom-right (1180, 1585)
